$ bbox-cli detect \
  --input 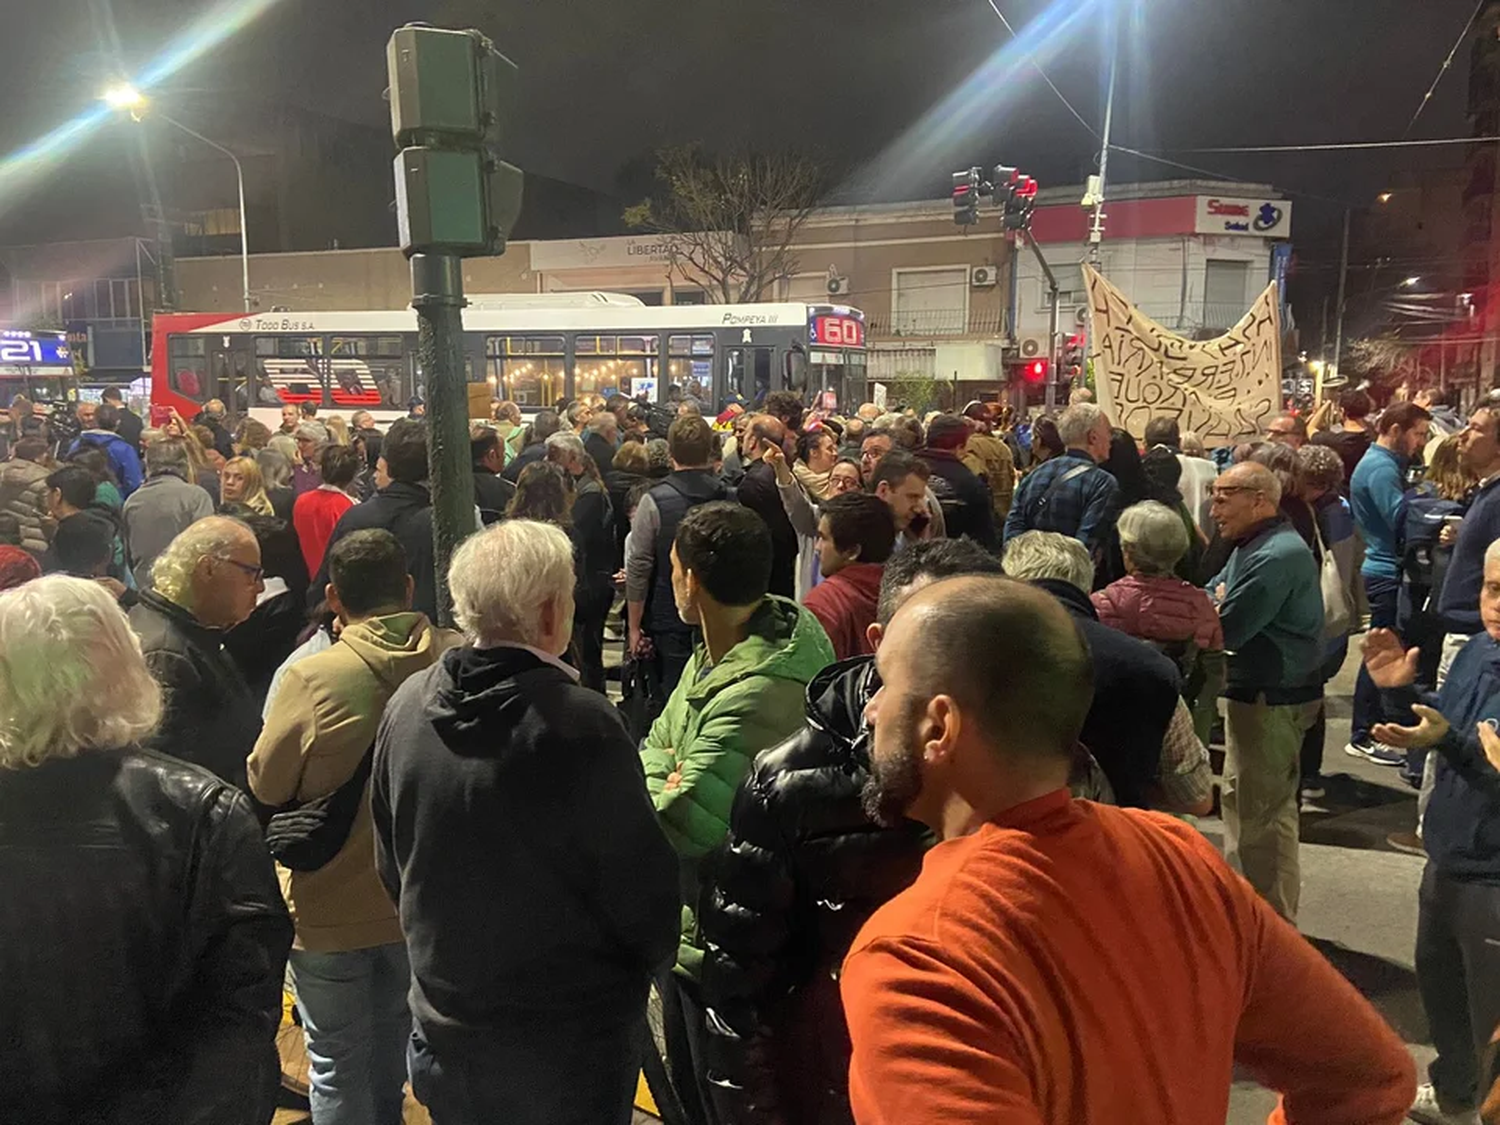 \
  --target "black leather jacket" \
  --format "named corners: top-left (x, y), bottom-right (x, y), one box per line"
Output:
top-left (129, 590), bottom-right (261, 790)
top-left (698, 657), bottom-right (930, 1125)
top-left (0, 748), bottom-right (293, 1124)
